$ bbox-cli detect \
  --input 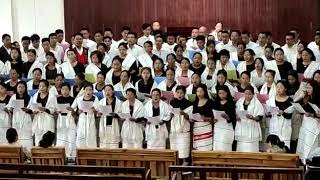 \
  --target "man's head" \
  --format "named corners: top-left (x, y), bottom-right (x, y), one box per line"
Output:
top-left (152, 21), bottom-right (161, 31)
top-left (199, 26), bottom-right (208, 37)
top-left (142, 23), bottom-right (152, 36)
top-left (55, 29), bottom-right (64, 43)
top-left (2, 34), bottom-right (11, 48)
top-left (30, 34), bottom-right (40, 48)
top-left (120, 26), bottom-right (131, 41)
top-left (80, 28), bottom-right (90, 39)
top-left (285, 32), bottom-right (296, 47)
